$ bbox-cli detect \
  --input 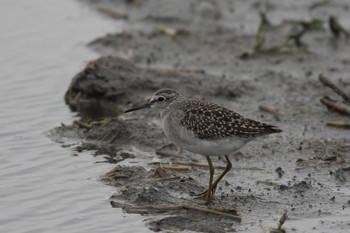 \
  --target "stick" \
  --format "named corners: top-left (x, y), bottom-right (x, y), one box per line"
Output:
top-left (329, 16), bottom-right (350, 38)
top-left (96, 5), bottom-right (128, 19)
top-left (259, 104), bottom-right (284, 116)
top-left (73, 120), bottom-right (92, 129)
top-left (277, 211), bottom-right (288, 230)
top-left (319, 74), bottom-right (350, 104)
top-left (320, 97), bottom-right (350, 116)
top-left (326, 121), bottom-right (350, 128)
top-left (125, 204), bottom-right (241, 222)
top-left (162, 165), bottom-right (190, 171)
